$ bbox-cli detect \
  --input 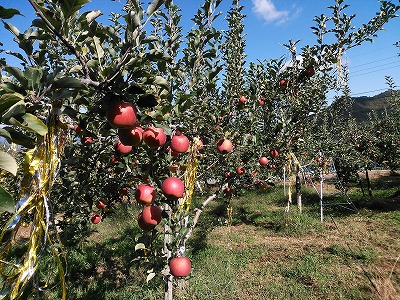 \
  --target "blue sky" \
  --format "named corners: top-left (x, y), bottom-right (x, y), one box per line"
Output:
top-left (1, 0), bottom-right (399, 100)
